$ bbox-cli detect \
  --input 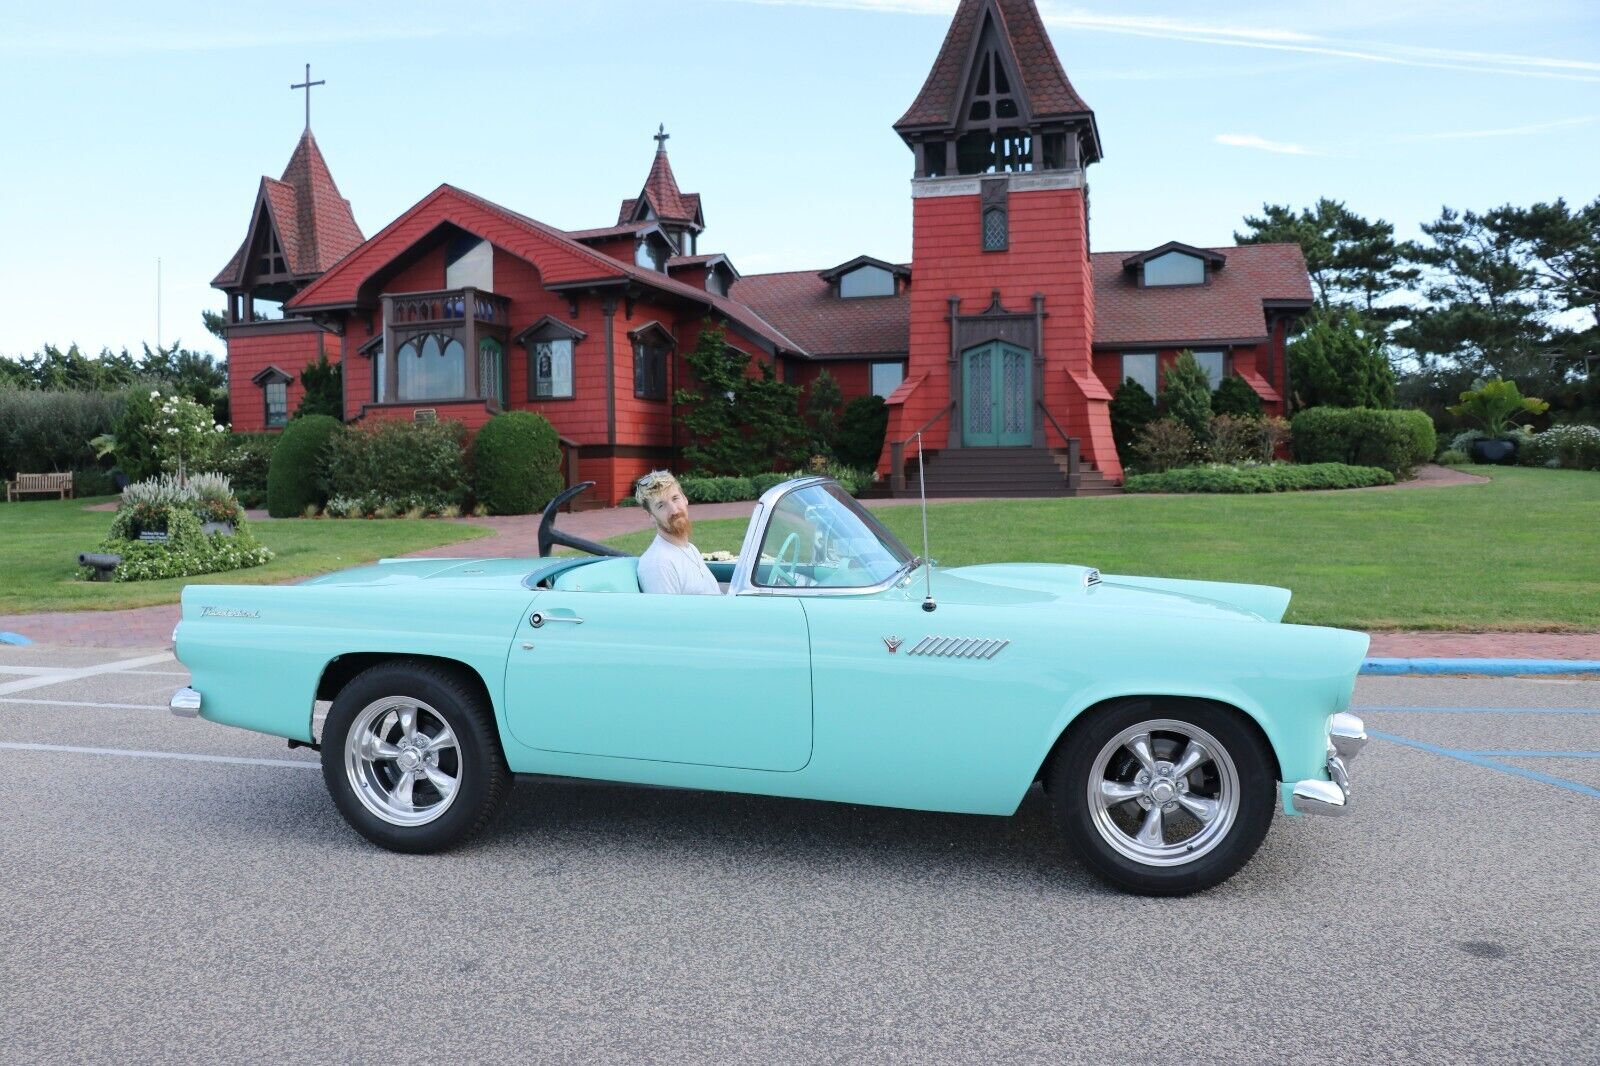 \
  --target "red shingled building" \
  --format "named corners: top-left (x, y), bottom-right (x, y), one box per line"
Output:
top-left (214, 0), bottom-right (1311, 503)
